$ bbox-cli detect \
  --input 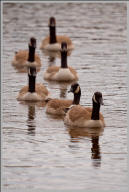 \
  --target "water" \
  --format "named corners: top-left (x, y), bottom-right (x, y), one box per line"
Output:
top-left (2, 2), bottom-right (128, 191)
